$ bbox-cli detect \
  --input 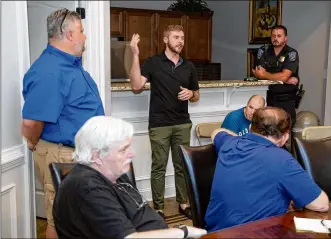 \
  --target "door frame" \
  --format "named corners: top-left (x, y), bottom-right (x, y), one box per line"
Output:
top-left (324, 22), bottom-right (331, 125)
top-left (16, 1), bottom-right (35, 237)
top-left (80, 1), bottom-right (111, 115)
